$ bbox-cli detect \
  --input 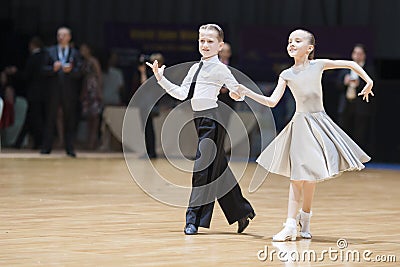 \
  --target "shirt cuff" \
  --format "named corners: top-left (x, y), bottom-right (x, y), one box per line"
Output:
top-left (157, 76), bottom-right (170, 90)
